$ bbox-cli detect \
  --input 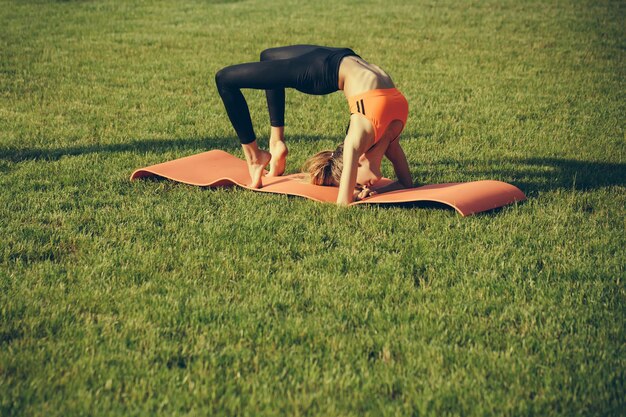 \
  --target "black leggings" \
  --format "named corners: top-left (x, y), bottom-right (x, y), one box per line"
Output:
top-left (215, 45), bottom-right (356, 144)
